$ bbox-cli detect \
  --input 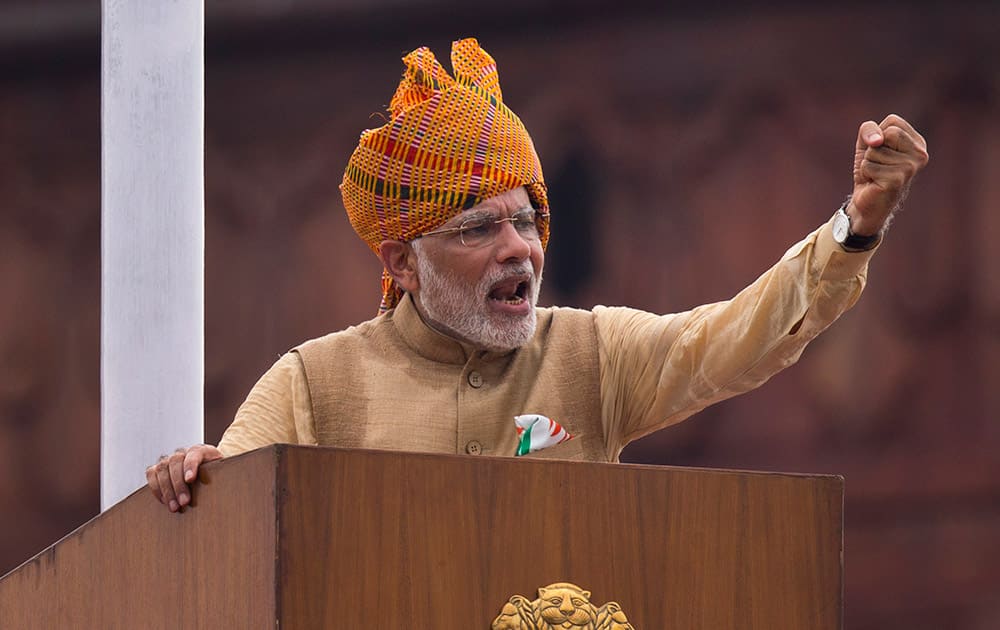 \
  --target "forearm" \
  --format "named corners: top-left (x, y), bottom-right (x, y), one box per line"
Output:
top-left (598, 216), bottom-right (875, 448)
